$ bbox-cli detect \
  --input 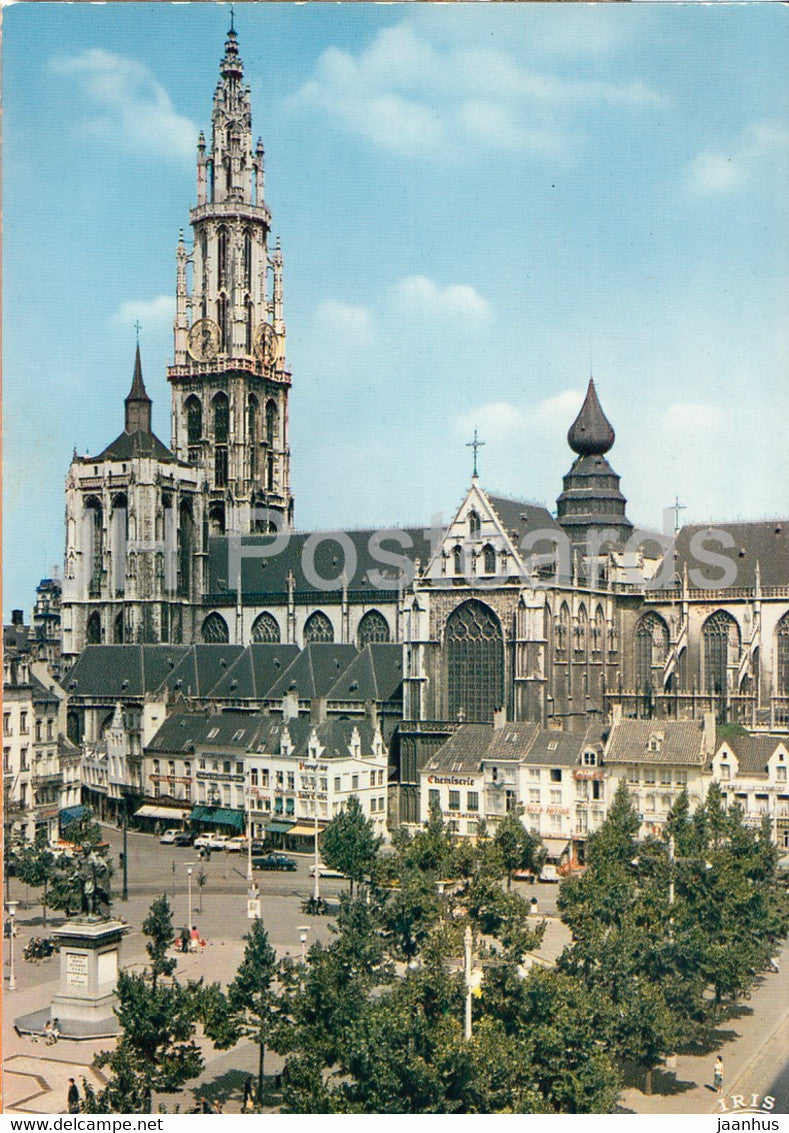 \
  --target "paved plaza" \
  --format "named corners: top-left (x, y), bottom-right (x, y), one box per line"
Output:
top-left (2, 826), bottom-right (787, 1114)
